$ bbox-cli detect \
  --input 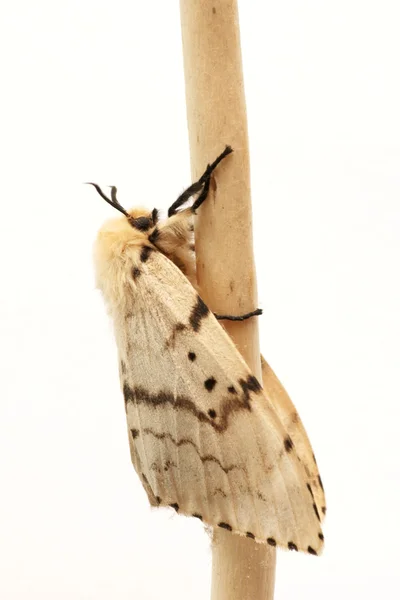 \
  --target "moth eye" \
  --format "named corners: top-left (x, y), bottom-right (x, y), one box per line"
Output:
top-left (133, 216), bottom-right (152, 231)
